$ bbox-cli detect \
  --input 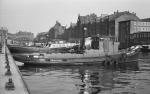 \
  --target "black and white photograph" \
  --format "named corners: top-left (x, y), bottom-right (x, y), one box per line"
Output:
top-left (0, 0), bottom-right (150, 94)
